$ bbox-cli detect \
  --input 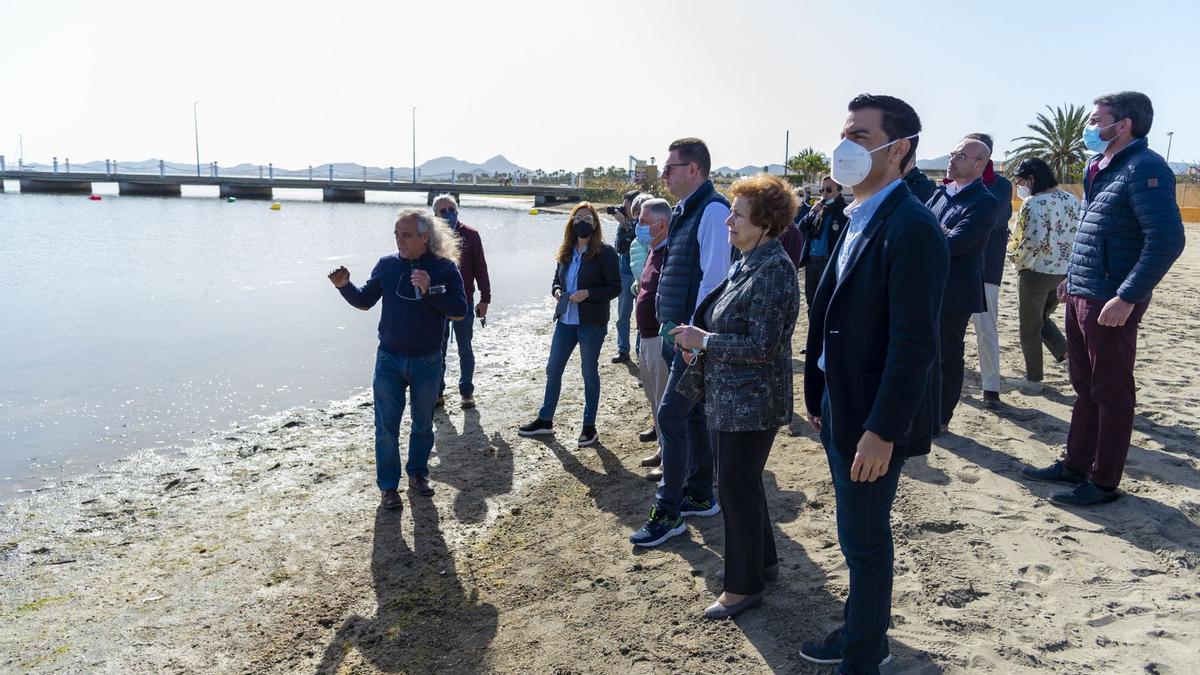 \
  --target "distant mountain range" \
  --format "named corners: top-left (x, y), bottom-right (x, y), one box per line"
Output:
top-left (714, 164), bottom-right (787, 177)
top-left (17, 155), bottom-right (532, 180)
